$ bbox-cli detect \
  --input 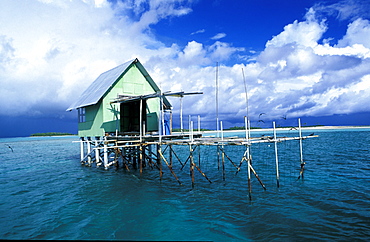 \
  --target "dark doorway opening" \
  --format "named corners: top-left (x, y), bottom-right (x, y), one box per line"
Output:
top-left (120, 100), bottom-right (146, 133)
